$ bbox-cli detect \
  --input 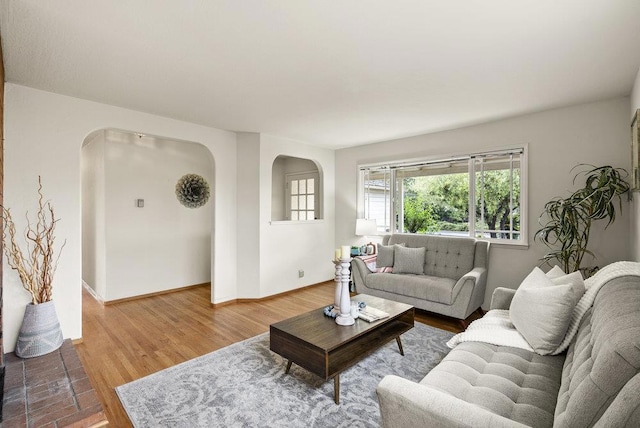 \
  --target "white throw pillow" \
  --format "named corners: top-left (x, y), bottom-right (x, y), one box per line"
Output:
top-left (510, 267), bottom-right (580, 355)
top-left (550, 271), bottom-right (585, 304)
top-left (545, 265), bottom-right (566, 279)
top-left (543, 266), bottom-right (585, 304)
